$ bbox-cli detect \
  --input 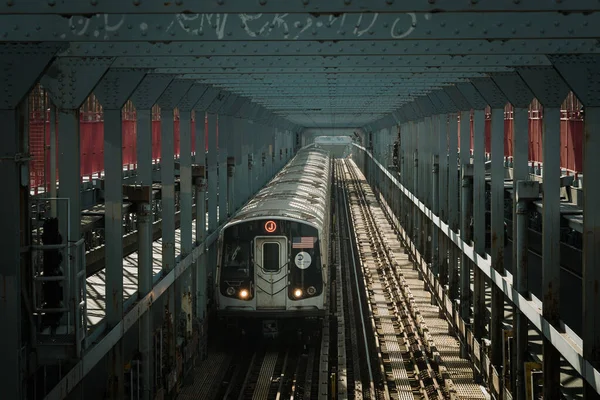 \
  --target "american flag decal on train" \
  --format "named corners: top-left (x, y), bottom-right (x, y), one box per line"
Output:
top-left (292, 237), bottom-right (315, 249)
